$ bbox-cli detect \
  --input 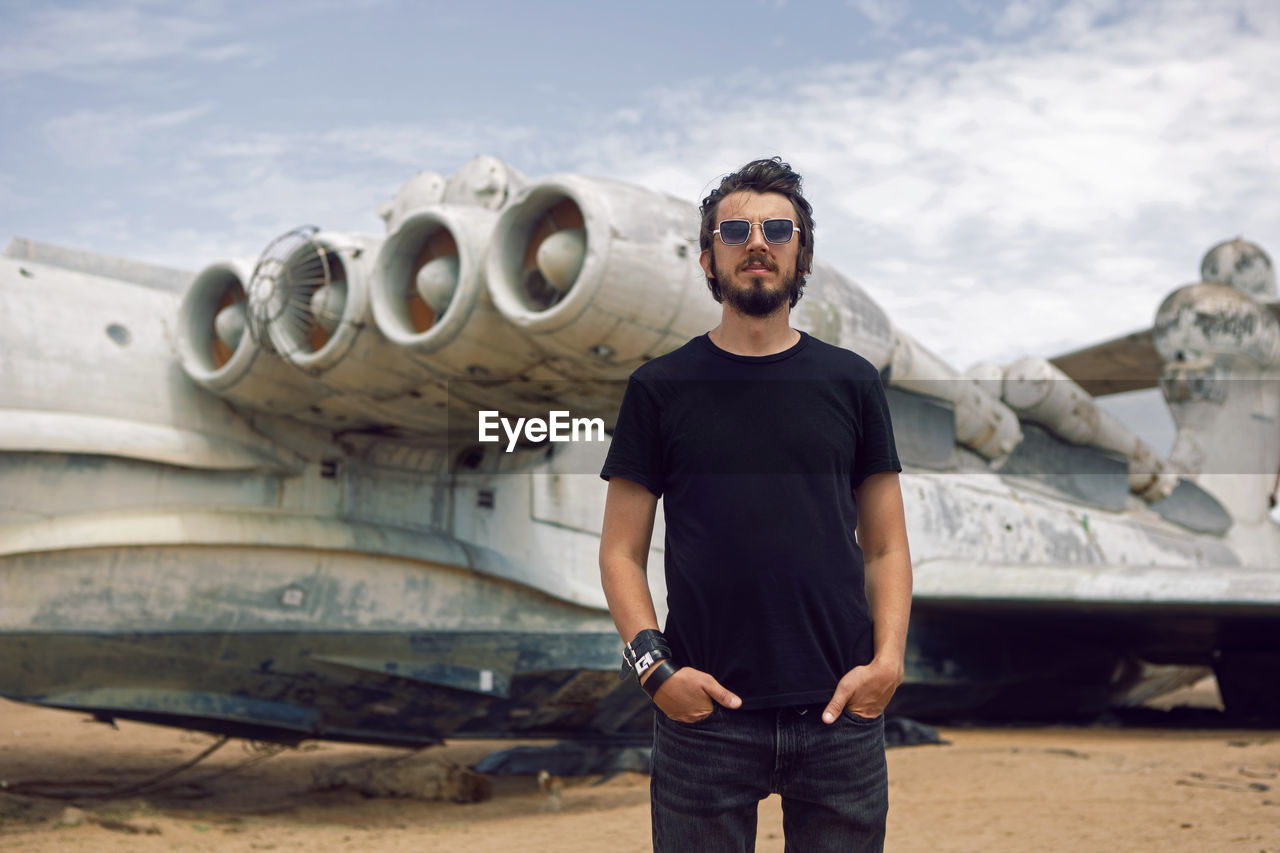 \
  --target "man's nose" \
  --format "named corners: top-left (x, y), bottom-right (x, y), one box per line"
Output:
top-left (744, 222), bottom-right (769, 252)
